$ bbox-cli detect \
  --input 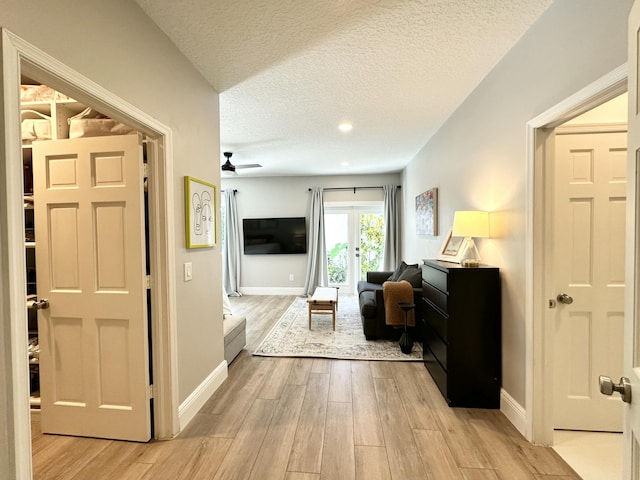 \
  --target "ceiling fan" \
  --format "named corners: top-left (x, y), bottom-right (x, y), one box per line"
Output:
top-left (221, 152), bottom-right (262, 173)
